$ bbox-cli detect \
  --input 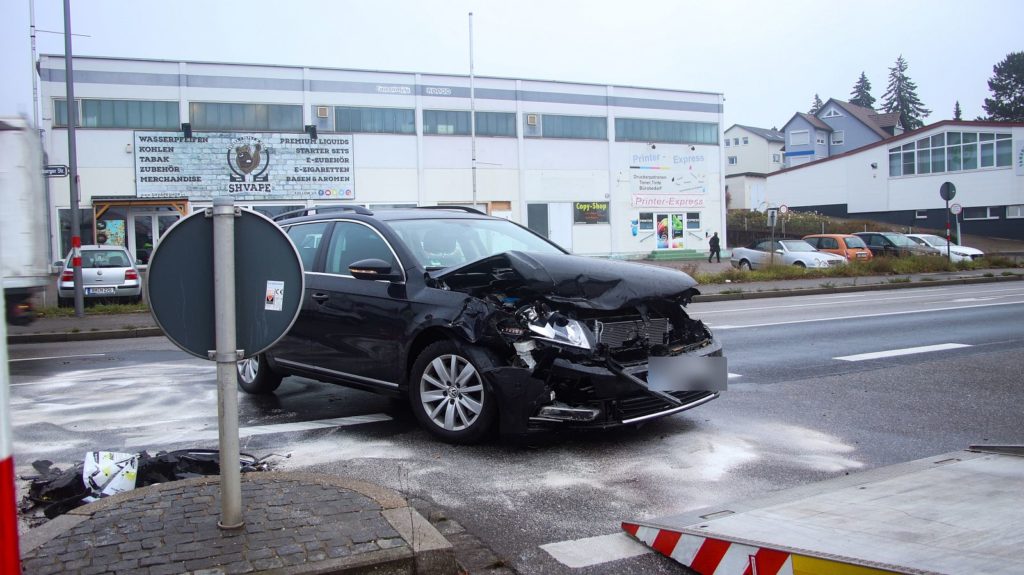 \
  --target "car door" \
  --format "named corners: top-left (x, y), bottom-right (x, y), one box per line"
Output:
top-left (749, 240), bottom-right (773, 269)
top-left (300, 220), bottom-right (408, 390)
top-left (269, 221), bottom-right (331, 366)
